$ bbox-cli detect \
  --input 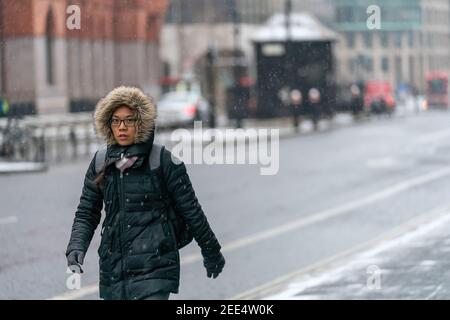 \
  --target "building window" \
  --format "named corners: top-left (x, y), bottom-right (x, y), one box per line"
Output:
top-left (408, 31), bottom-right (414, 48)
top-left (167, 0), bottom-right (195, 24)
top-left (348, 57), bottom-right (355, 73)
top-left (363, 32), bottom-right (373, 48)
top-left (346, 32), bottom-right (355, 48)
top-left (166, 1), bottom-right (176, 23)
top-left (382, 57), bottom-right (389, 72)
top-left (353, 55), bottom-right (373, 73)
top-left (395, 56), bottom-right (402, 84)
top-left (366, 57), bottom-right (373, 73)
top-left (45, 8), bottom-right (55, 85)
top-left (380, 32), bottom-right (389, 48)
top-left (409, 56), bottom-right (415, 85)
top-left (394, 32), bottom-right (402, 48)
